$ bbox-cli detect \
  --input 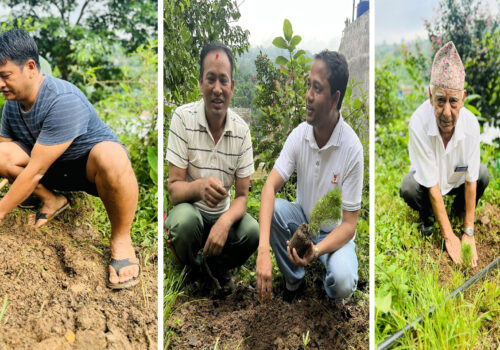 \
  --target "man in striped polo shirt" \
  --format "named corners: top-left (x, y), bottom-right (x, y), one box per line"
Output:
top-left (0, 29), bottom-right (139, 289)
top-left (256, 51), bottom-right (363, 302)
top-left (166, 42), bottom-right (258, 292)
